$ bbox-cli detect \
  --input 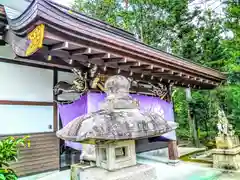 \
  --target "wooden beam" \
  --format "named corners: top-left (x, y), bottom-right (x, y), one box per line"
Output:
top-left (140, 70), bottom-right (153, 74)
top-left (118, 61), bottom-right (140, 69)
top-left (71, 55), bottom-right (88, 62)
top-left (118, 61), bottom-right (140, 66)
top-left (14, 56), bottom-right (72, 70)
top-left (68, 47), bottom-right (99, 56)
top-left (103, 57), bottom-right (126, 64)
top-left (49, 50), bottom-right (69, 58)
top-left (144, 64), bottom-right (154, 70)
top-left (84, 48), bottom-right (101, 55)
top-left (50, 42), bottom-right (69, 51)
top-left (130, 65), bottom-right (152, 71)
top-left (151, 72), bottom-right (175, 76)
top-left (0, 100), bottom-right (54, 106)
top-left (88, 53), bottom-right (108, 59)
top-left (87, 58), bottom-right (105, 66)
top-left (69, 48), bottom-right (88, 55)
top-left (42, 33), bottom-right (224, 86)
top-left (178, 72), bottom-right (184, 77)
top-left (37, 47), bottom-right (87, 66)
top-left (78, 62), bottom-right (161, 84)
top-left (153, 67), bottom-right (167, 73)
top-left (42, 30), bottom-right (225, 82)
top-left (198, 78), bottom-right (204, 82)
